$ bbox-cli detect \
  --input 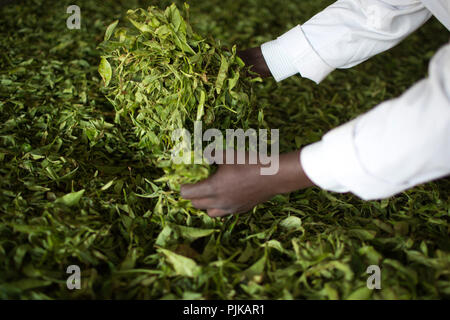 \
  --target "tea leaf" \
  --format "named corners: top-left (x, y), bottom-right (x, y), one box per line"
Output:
top-left (215, 55), bottom-right (229, 94)
top-left (55, 189), bottom-right (85, 207)
top-left (158, 248), bottom-right (201, 277)
top-left (98, 57), bottom-right (112, 87)
top-left (280, 216), bottom-right (302, 231)
top-left (104, 20), bottom-right (119, 41)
